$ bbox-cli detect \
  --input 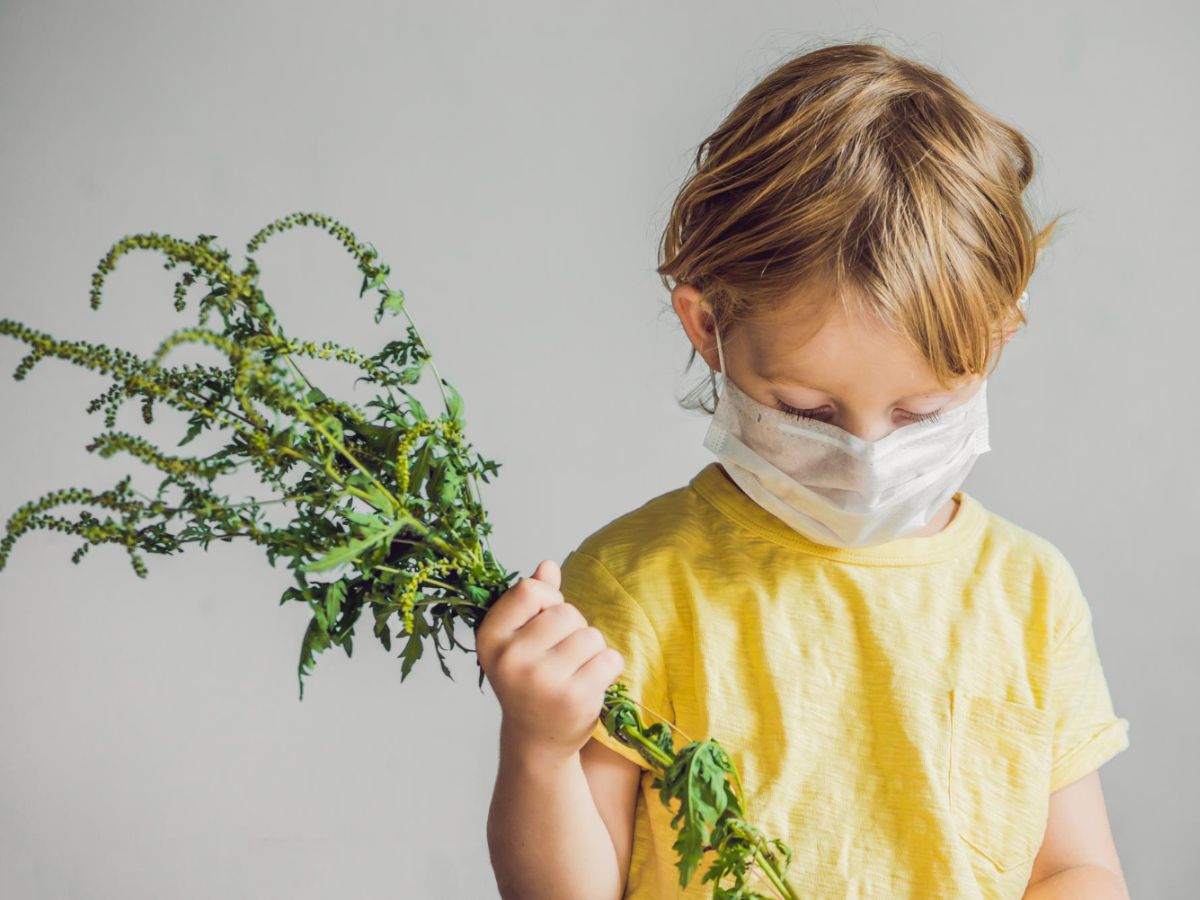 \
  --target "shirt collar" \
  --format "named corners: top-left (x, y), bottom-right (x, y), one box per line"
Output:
top-left (688, 462), bottom-right (988, 566)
